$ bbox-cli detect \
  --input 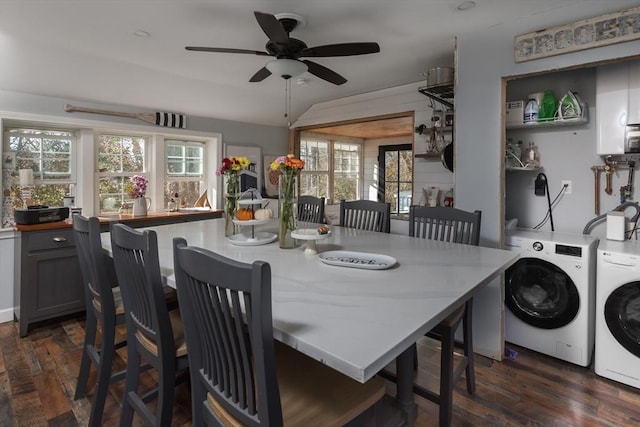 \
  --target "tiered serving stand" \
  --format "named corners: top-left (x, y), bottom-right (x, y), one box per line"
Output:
top-left (226, 189), bottom-right (277, 246)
